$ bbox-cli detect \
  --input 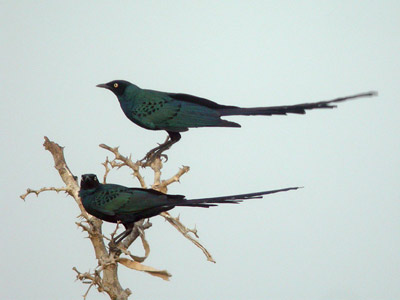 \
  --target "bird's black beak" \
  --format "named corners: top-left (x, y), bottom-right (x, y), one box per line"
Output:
top-left (96, 83), bottom-right (110, 90)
